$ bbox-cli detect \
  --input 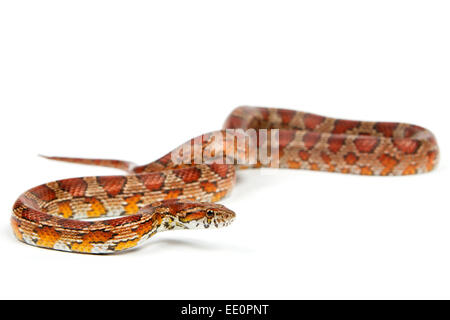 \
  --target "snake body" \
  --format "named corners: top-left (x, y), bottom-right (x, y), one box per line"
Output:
top-left (11, 106), bottom-right (439, 253)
